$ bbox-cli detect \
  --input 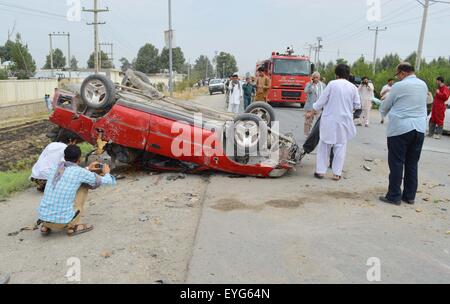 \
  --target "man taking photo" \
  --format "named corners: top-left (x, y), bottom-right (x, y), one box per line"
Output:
top-left (38, 145), bottom-right (116, 237)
